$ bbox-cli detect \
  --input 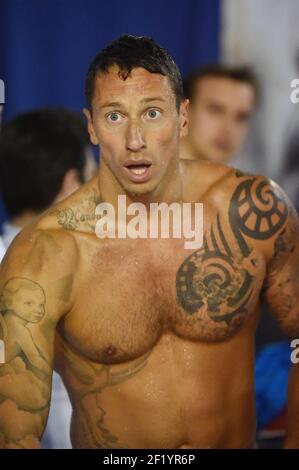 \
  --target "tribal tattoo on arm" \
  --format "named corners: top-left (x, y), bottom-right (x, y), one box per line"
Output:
top-left (262, 205), bottom-right (299, 335)
top-left (176, 173), bottom-right (295, 337)
top-left (0, 278), bottom-right (53, 448)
